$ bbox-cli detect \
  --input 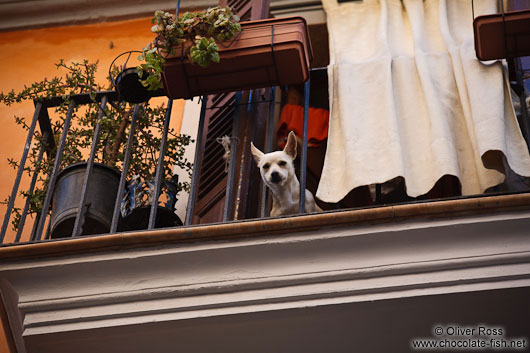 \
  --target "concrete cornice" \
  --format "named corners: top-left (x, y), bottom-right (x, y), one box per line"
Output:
top-left (0, 197), bottom-right (530, 352)
top-left (0, 0), bottom-right (325, 32)
top-left (0, 0), bottom-right (215, 32)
